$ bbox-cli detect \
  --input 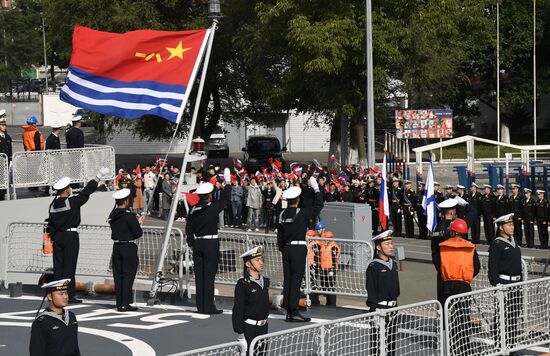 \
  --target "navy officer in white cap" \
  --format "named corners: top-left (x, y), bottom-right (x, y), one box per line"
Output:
top-left (277, 176), bottom-right (323, 322)
top-left (109, 188), bottom-right (144, 312)
top-left (30, 276), bottom-right (80, 356)
top-left (186, 181), bottom-right (227, 314)
top-left (66, 114), bottom-right (84, 149)
top-left (47, 167), bottom-right (111, 303)
top-left (366, 230), bottom-right (399, 356)
top-left (233, 246), bottom-right (270, 353)
top-left (488, 213), bottom-right (523, 346)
